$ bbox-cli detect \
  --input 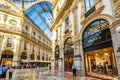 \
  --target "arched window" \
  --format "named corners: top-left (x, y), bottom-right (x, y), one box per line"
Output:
top-left (42, 56), bottom-right (44, 60)
top-left (64, 37), bottom-right (73, 56)
top-left (84, 0), bottom-right (95, 11)
top-left (2, 50), bottom-right (13, 58)
top-left (37, 55), bottom-right (40, 60)
top-left (30, 54), bottom-right (34, 60)
top-left (21, 52), bottom-right (27, 59)
top-left (82, 19), bottom-right (111, 51)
